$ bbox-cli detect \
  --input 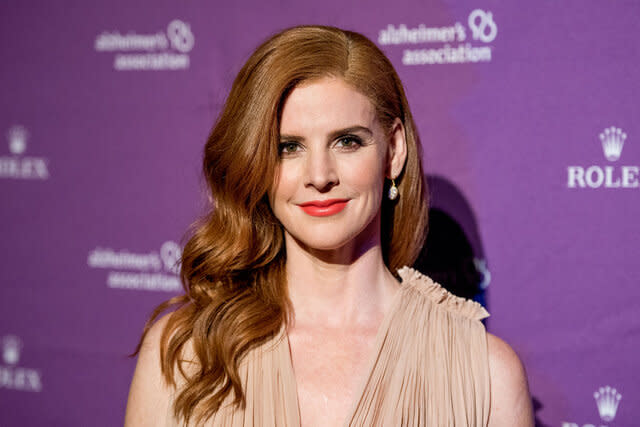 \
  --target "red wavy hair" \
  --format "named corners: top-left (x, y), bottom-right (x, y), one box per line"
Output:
top-left (133, 25), bottom-right (429, 425)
